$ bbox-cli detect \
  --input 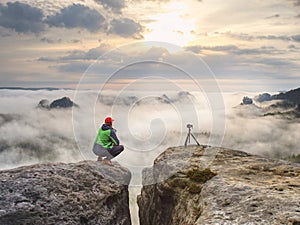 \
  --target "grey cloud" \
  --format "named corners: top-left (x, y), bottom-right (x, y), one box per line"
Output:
top-left (185, 44), bottom-right (298, 80)
top-left (184, 45), bottom-right (200, 54)
top-left (143, 47), bottom-right (170, 59)
top-left (37, 43), bottom-right (113, 74)
top-left (40, 37), bottom-right (62, 43)
top-left (46, 4), bottom-right (105, 32)
top-left (225, 32), bottom-right (300, 43)
top-left (265, 14), bottom-right (280, 19)
top-left (59, 50), bottom-right (87, 61)
top-left (291, 34), bottom-right (300, 42)
top-left (60, 44), bottom-right (111, 61)
top-left (38, 57), bottom-right (58, 62)
top-left (0, 32), bottom-right (11, 37)
top-left (289, 0), bottom-right (300, 6)
top-left (185, 45), bottom-right (239, 53)
top-left (56, 62), bottom-right (90, 73)
top-left (94, 0), bottom-right (125, 11)
top-left (51, 44), bottom-right (115, 73)
top-left (257, 35), bottom-right (291, 41)
top-left (288, 44), bottom-right (296, 49)
top-left (81, 44), bottom-right (111, 59)
top-left (0, 1), bottom-right (45, 33)
top-left (185, 45), bottom-right (283, 55)
top-left (129, 0), bottom-right (171, 1)
top-left (71, 39), bottom-right (81, 43)
top-left (224, 32), bottom-right (255, 41)
top-left (254, 58), bottom-right (295, 66)
top-left (109, 18), bottom-right (143, 38)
